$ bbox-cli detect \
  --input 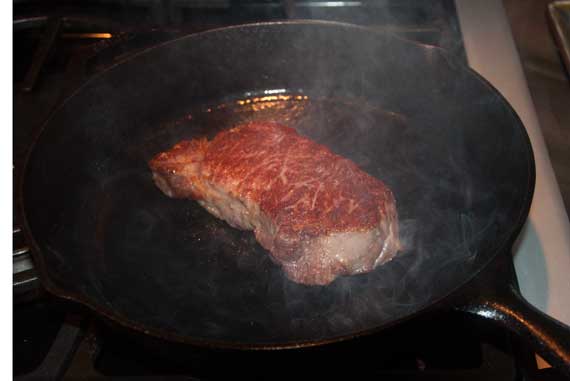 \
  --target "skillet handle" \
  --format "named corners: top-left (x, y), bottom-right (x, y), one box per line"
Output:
top-left (457, 284), bottom-right (570, 375)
